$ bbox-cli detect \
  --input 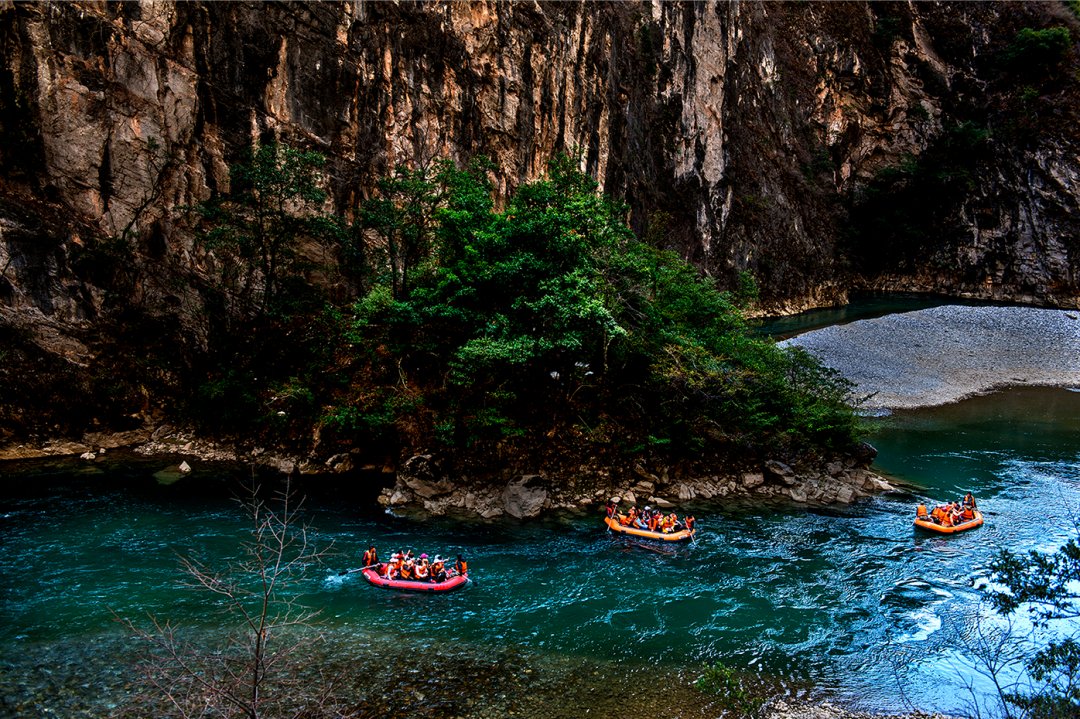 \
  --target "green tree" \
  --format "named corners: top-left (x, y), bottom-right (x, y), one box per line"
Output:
top-left (987, 529), bottom-right (1080, 718)
top-left (360, 158), bottom-right (481, 301)
top-left (1003, 27), bottom-right (1073, 80)
top-left (198, 143), bottom-right (335, 319)
top-left (337, 154), bottom-right (858, 458)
